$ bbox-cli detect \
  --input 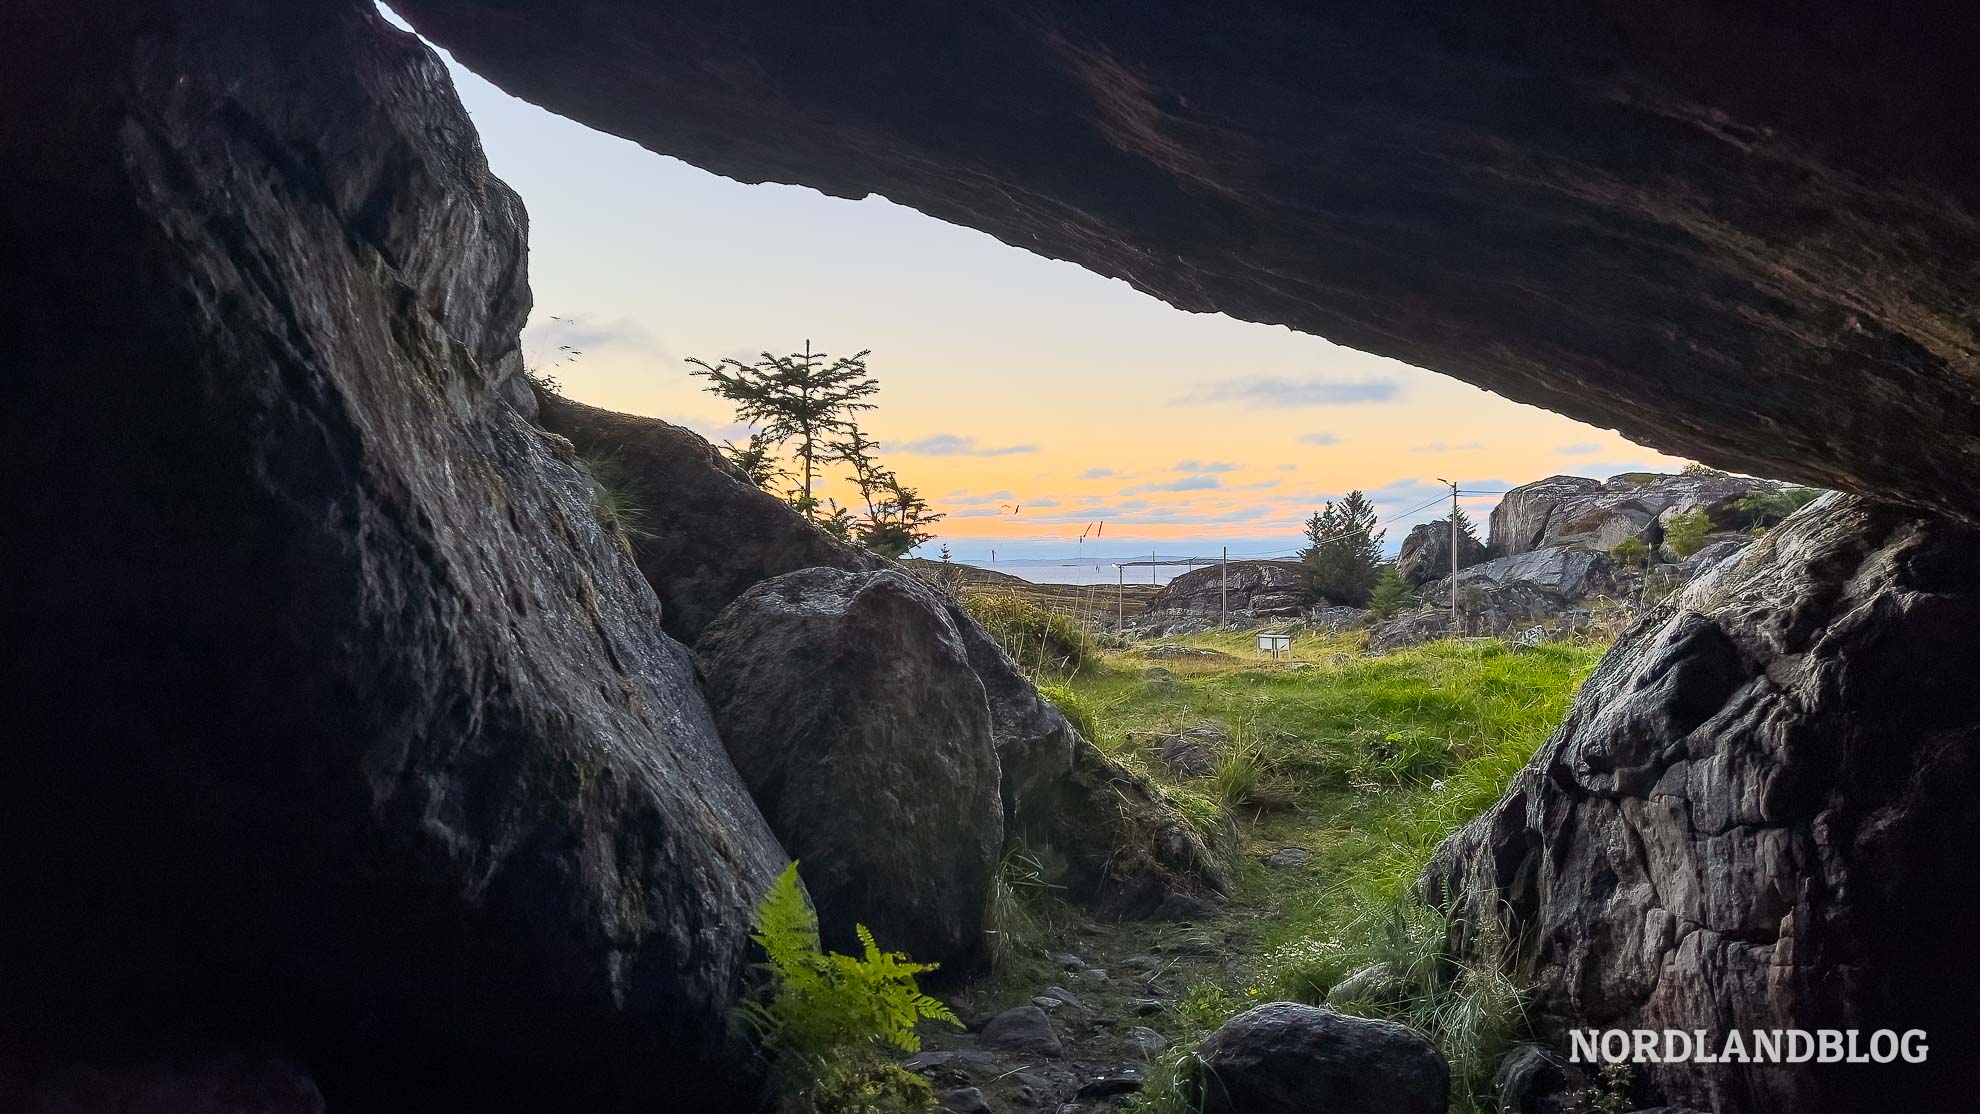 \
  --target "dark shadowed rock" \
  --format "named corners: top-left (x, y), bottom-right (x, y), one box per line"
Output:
top-left (1426, 494), bottom-right (1980, 1113)
top-left (1493, 1044), bottom-right (1586, 1114)
top-left (979, 1006), bottom-right (1064, 1058)
top-left (1, 5), bottom-right (784, 1109)
top-left (1193, 1003), bottom-right (1448, 1114)
top-left (532, 391), bottom-right (875, 643)
top-left (696, 567), bottom-right (1002, 969)
top-left (938, 1087), bottom-right (993, 1114)
top-left (1396, 519), bottom-right (1489, 587)
top-left (1, 1051), bottom-right (326, 1114)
